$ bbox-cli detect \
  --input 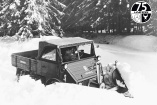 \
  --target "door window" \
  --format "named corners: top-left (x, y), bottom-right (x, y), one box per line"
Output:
top-left (41, 47), bottom-right (56, 61)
